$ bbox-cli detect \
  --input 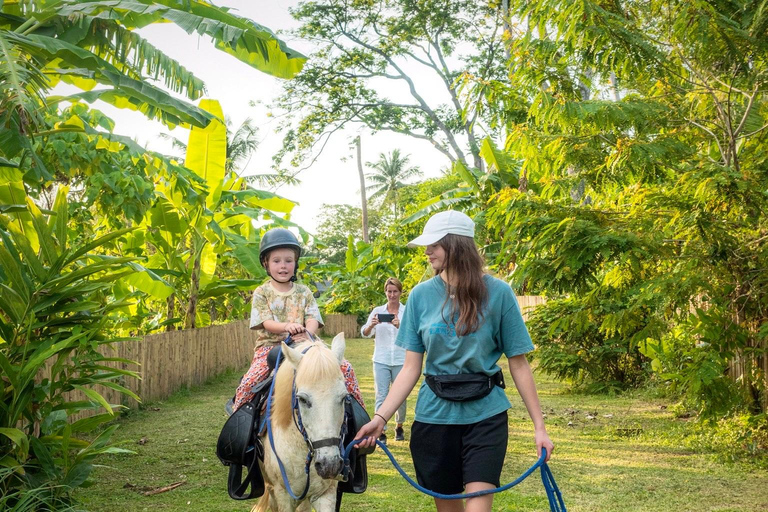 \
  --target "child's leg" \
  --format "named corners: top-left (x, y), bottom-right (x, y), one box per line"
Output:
top-left (341, 359), bottom-right (365, 408)
top-left (233, 346), bottom-right (273, 410)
